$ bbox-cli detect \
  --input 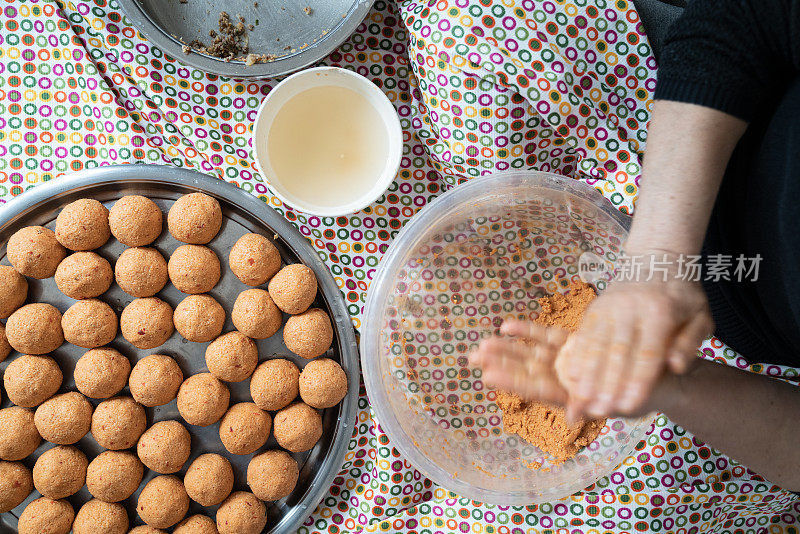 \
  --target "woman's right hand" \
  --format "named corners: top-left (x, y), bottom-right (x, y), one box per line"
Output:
top-left (542, 265), bottom-right (713, 420)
